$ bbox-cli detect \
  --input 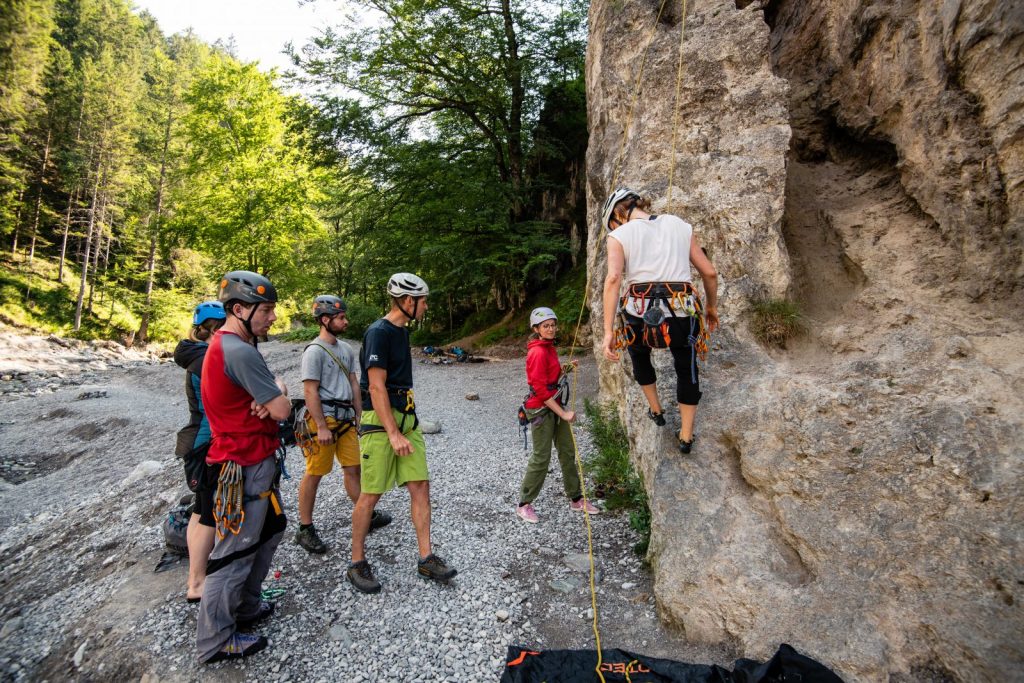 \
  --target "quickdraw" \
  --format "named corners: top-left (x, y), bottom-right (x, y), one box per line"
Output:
top-left (612, 281), bottom-right (709, 361)
top-left (213, 462), bottom-right (245, 540)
